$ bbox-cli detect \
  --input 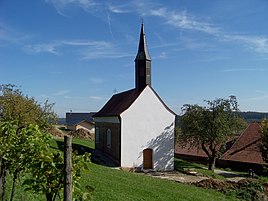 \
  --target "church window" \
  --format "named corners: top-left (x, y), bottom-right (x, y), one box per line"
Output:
top-left (95, 127), bottom-right (99, 144)
top-left (107, 129), bottom-right (111, 148)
